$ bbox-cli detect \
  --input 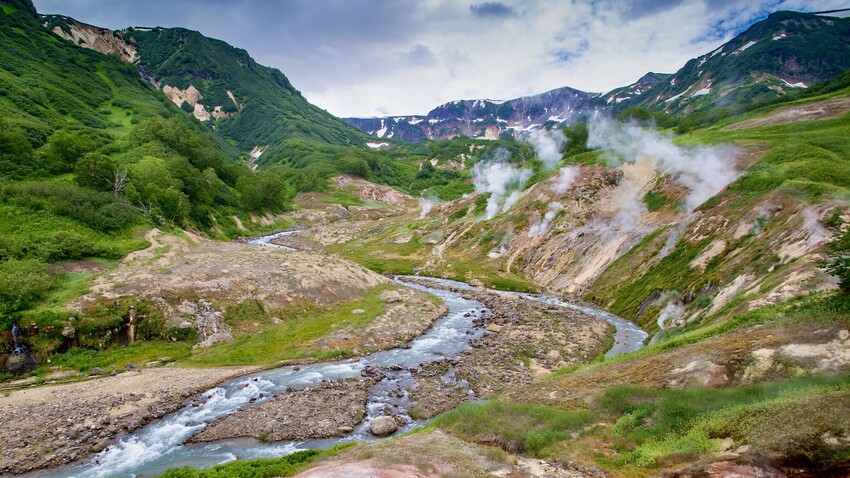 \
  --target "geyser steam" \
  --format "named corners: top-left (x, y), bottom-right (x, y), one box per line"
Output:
top-left (529, 128), bottom-right (566, 169)
top-left (588, 117), bottom-right (739, 212)
top-left (418, 193), bottom-right (439, 219)
top-left (472, 148), bottom-right (532, 220)
top-left (529, 202), bottom-right (564, 236)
